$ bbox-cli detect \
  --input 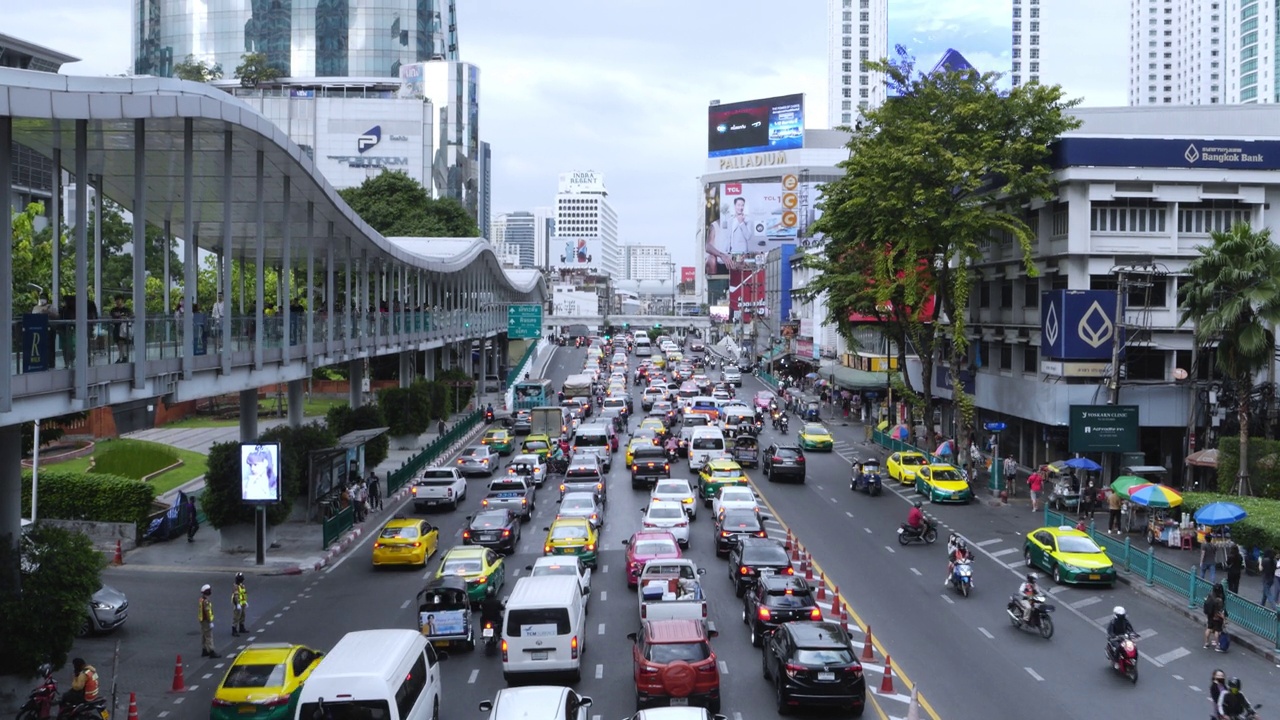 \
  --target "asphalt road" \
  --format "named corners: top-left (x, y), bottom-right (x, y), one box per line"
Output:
top-left (64, 343), bottom-right (1280, 720)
